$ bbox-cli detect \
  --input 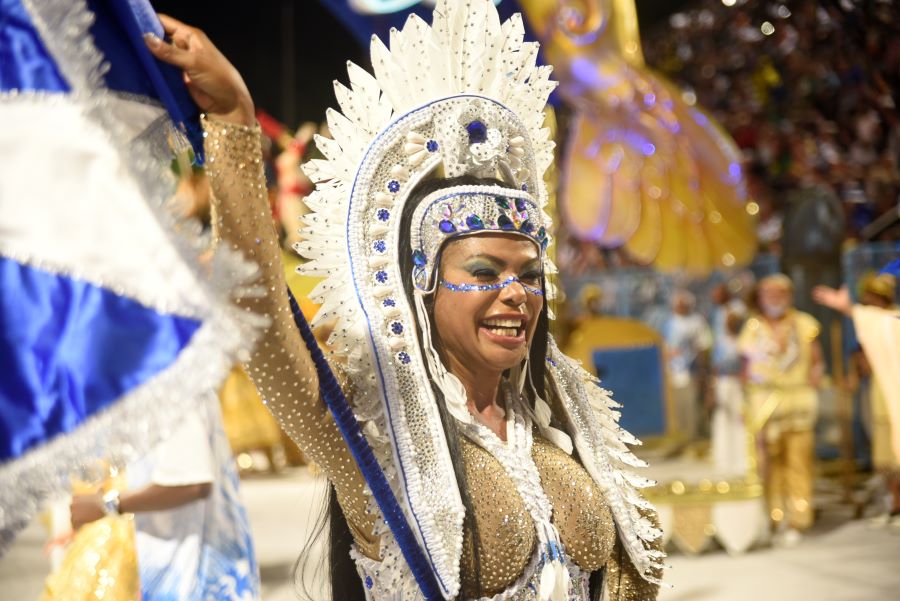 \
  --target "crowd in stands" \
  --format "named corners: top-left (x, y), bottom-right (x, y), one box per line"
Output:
top-left (644, 0), bottom-right (900, 254)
